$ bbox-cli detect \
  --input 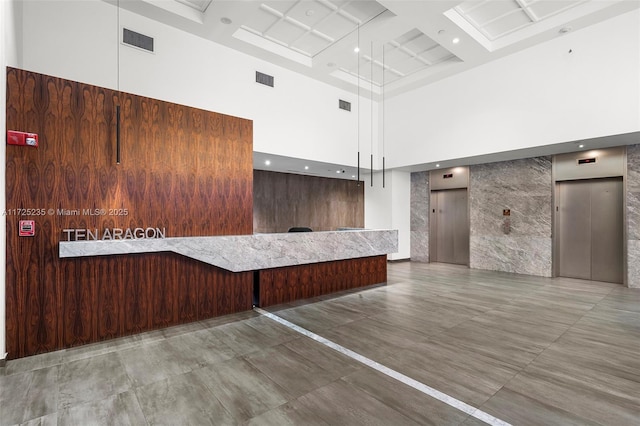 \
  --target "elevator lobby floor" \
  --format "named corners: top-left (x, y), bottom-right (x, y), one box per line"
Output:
top-left (1, 262), bottom-right (639, 425)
